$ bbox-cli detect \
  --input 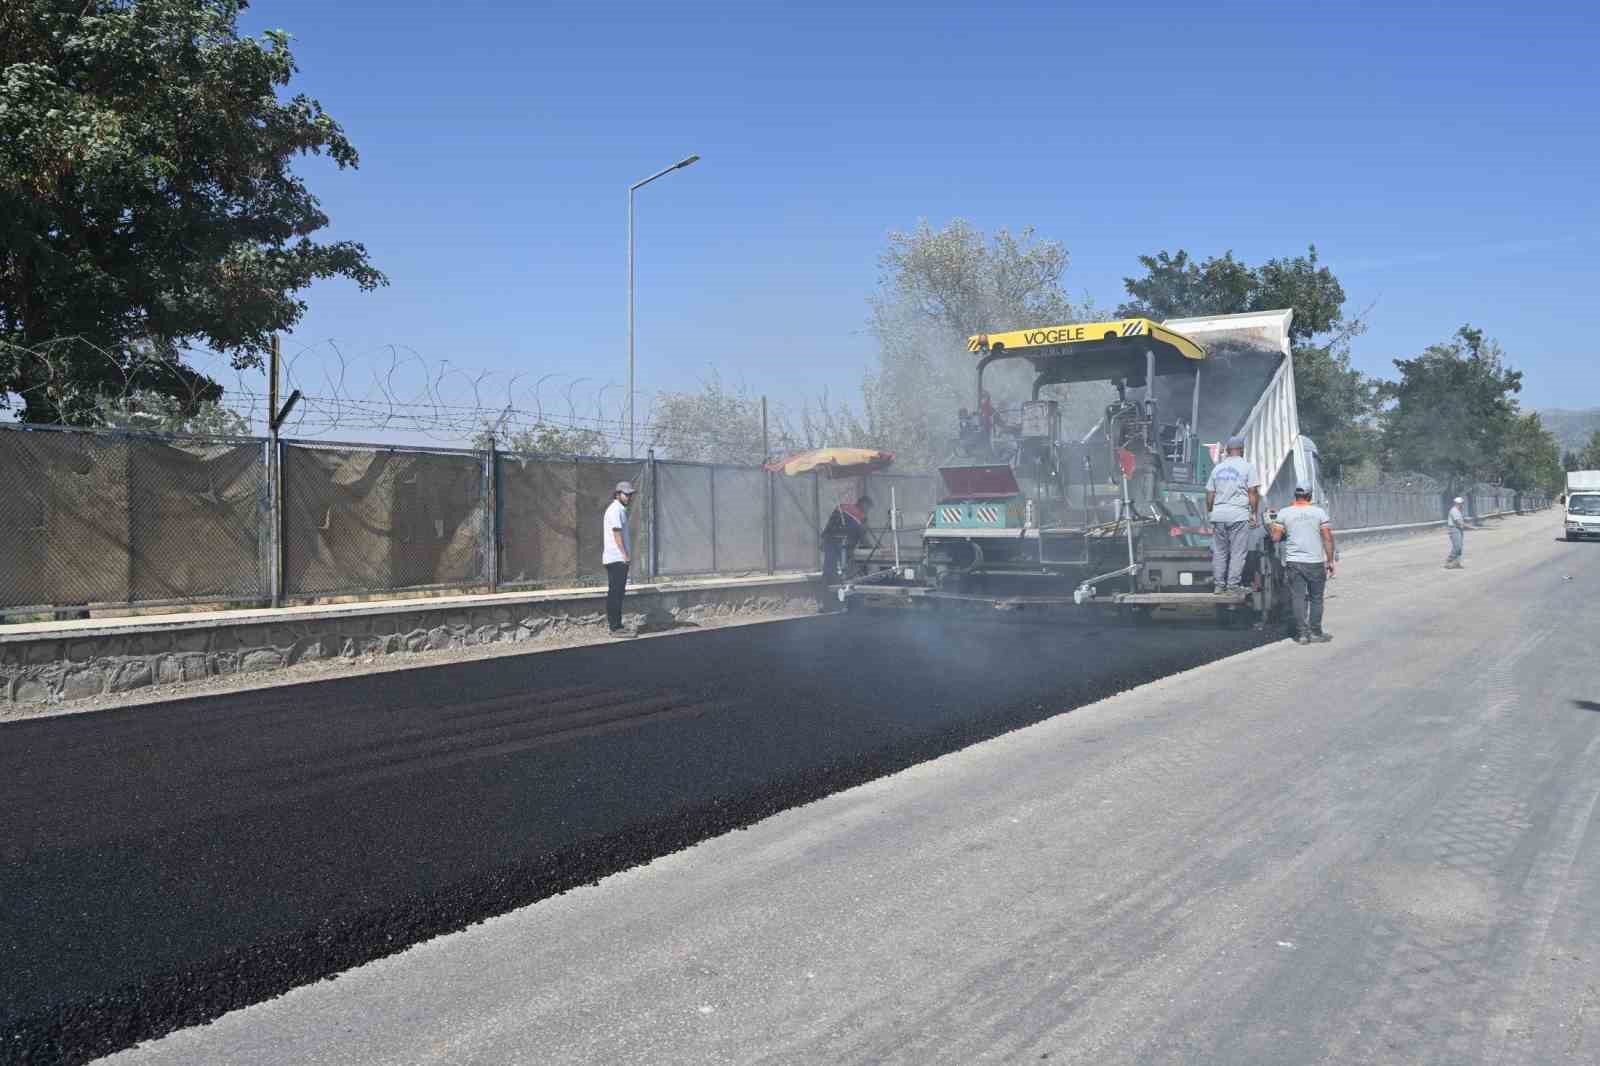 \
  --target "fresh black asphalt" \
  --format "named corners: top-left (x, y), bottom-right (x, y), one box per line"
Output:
top-left (0, 612), bottom-right (1271, 1065)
